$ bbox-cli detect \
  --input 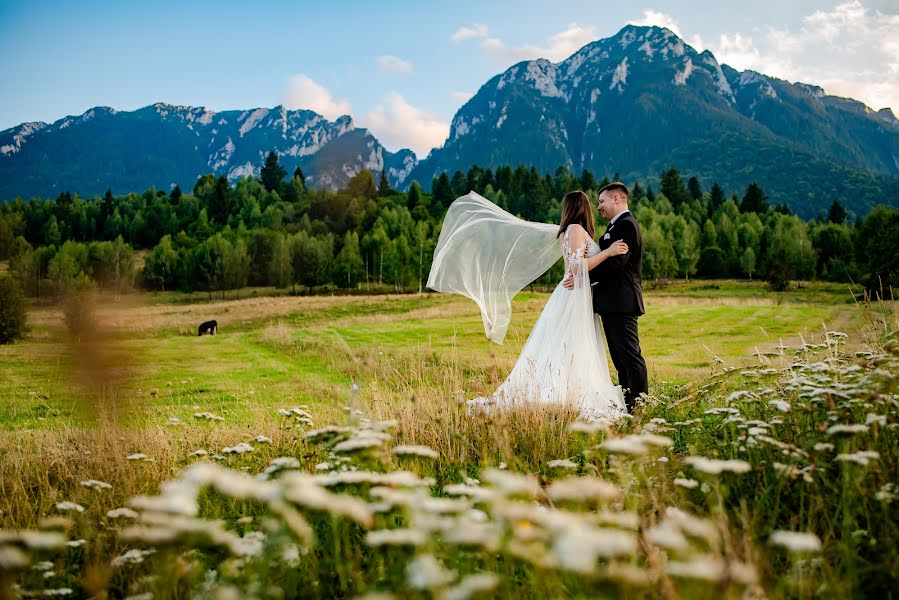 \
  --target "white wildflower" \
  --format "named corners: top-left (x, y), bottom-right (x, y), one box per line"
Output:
top-left (282, 474), bottom-right (372, 526)
top-left (106, 507), bottom-right (140, 519)
top-left (193, 412), bottom-right (224, 421)
top-left (826, 424), bottom-right (868, 436)
top-left (768, 400), bottom-right (791, 412)
top-left (406, 554), bottom-right (456, 590)
top-left (365, 528), bottom-right (427, 547)
top-left (552, 526), bottom-right (638, 573)
top-left (548, 459), bottom-right (578, 469)
top-left (646, 521), bottom-right (690, 551)
top-left (16, 531), bottom-right (66, 550)
top-left (665, 507), bottom-right (717, 544)
top-left (222, 442), bottom-right (254, 454)
top-left (126, 453), bottom-right (149, 461)
top-left (189, 449), bottom-right (208, 457)
top-left (80, 480), bottom-right (112, 490)
top-left (391, 445), bottom-right (439, 460)
top-left (602, 432), bottom-right (672, 456)
top-left (254, 435), bottom-right (272, 444)
top-left (865, 413), bottom-right (886, 426)
top-left (546, 476), bottom-right (620, 502)
top-left (66, 539), bottom-right (86, 548)
top-left (596, 510), bottom-right (640, 530)
top-left (110, 548), bottom-right (156, 567)
top-left (443, 573), bottom-right (500, 600)
top-left (0, 546), bottom-right (29, 570)
top-left (674, 478), bottom-right (699, 489)
top-left (769, 530), bottom-right (822, 552)
top-left (684, 456), bottom-right (752, 475)
top-left (670, 558), bottom-right (756, 584)
top-left (54, 502), bottom-right (85, 513)
top-left (481, 468), bottom-right (542, 497)
top-left (567, 419), bottom-right (613, 434)
top-left (41, 589), bottom-right (73, 597)
top-left (813, 443), bottom-right (834, 452)
top-left (835, 451), bottom-right (880, 466)
top-left (332, 437), bottom-right (384, 453)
